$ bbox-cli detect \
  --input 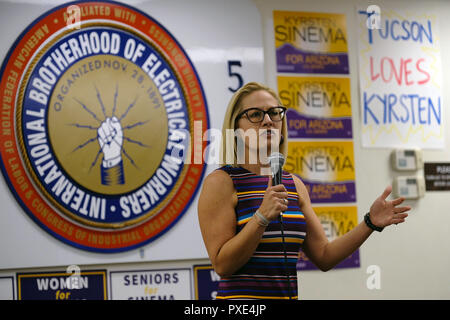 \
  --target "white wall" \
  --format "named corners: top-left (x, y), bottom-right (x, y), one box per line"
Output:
top-left (0, 0), bottom-right (449, 300)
